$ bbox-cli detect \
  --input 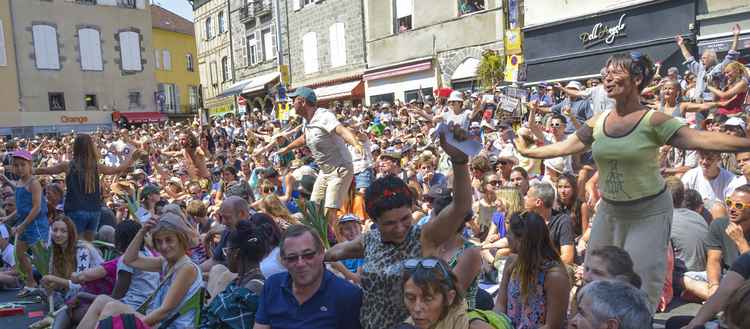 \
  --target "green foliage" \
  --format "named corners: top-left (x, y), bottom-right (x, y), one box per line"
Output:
top-left (295, 199), bottom-right (331, 249)
top-left (477, 49), bottom-right (506, 89)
